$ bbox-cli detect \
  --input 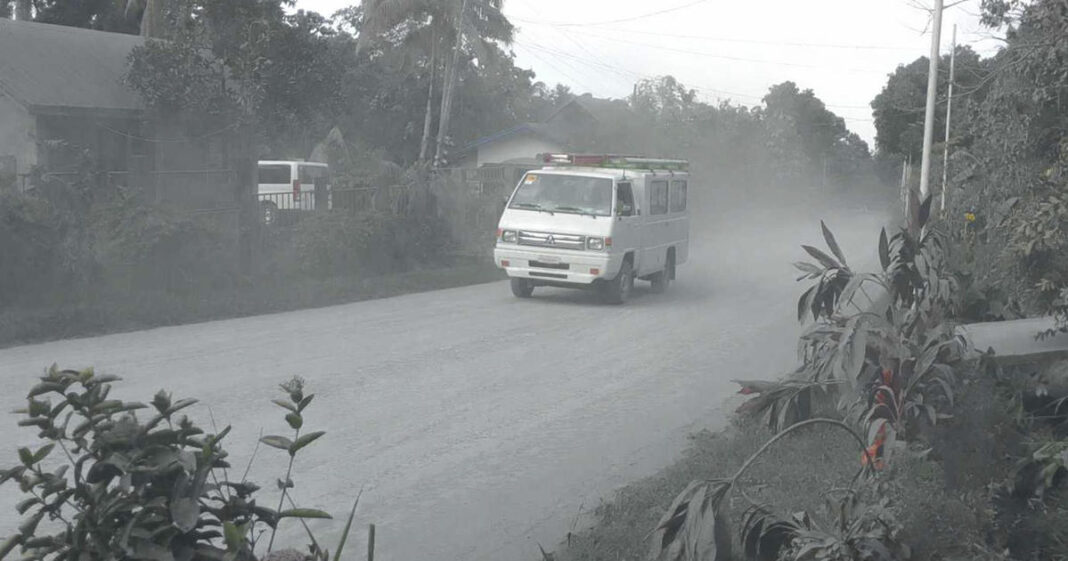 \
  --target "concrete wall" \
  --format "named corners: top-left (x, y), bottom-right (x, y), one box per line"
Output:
top-left (477, 134), bottom-right (563, 167)
top-left (0, 92), bottom-right (36, 186)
